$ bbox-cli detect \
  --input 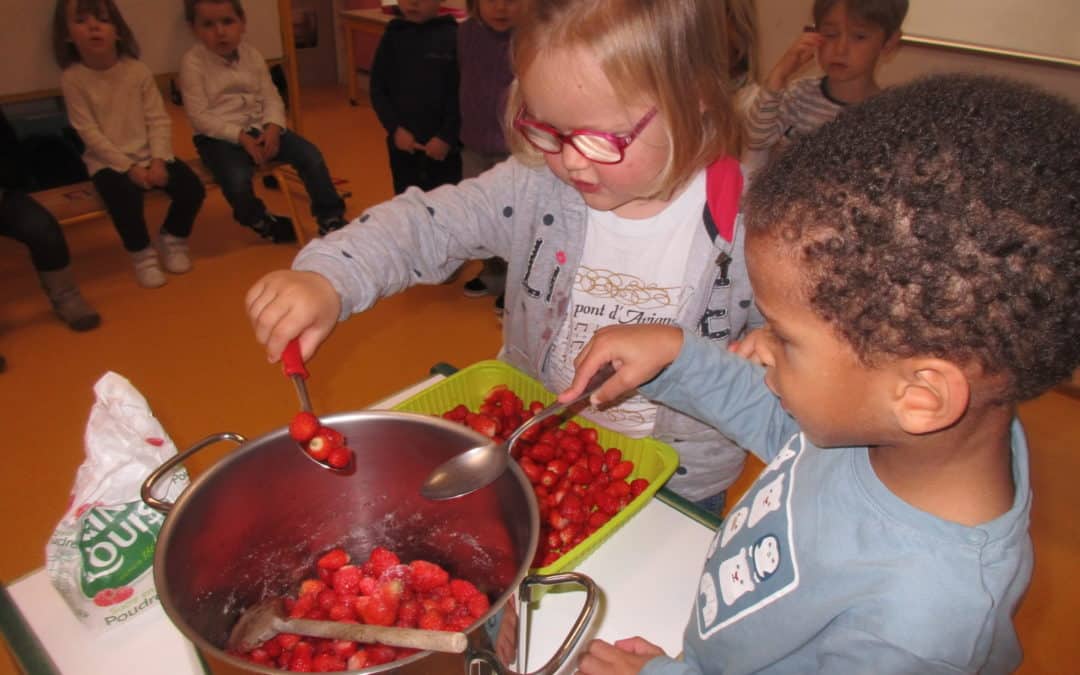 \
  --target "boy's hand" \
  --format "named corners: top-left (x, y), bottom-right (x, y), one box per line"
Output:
top-left (575, 637), bottom-right (665, 675)
top-left (728, 326), bottom-right (771, 366)
top-left (423, 137), bottom-right (451, 161)
top-left (393, 127), bottom-right (418, 153)
top-left (240, 132), bottom-right (265, 166)
top-left (765, 30), bottom-right (824, 92)
top-left (147, 159), bottom-right (169, 188)
top-left (558, 325), bottom-right (683, 406)
top-left (245, 270), bottom-right (342, 363)
top-left (261, 124), bottom-right (282, 162)
top-left (127, 164), bottom-right (152, 190)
